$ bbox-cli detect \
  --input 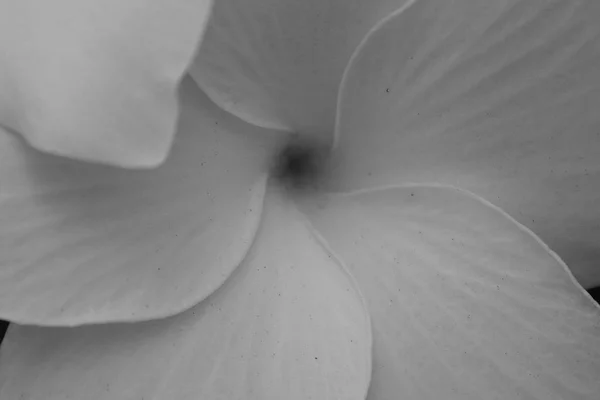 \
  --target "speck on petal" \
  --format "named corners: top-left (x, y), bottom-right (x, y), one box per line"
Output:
top-left (189, 0), bottom-right (411, 137)
top-left (0, 187), bottom-right (371, 400)
top-left (0, 78), bottom-right (275, 326)
top-left (0, 0), bottom-right (213, 167)
top-left (331, 0), bottom-right (600, 288)
top-left (301, 185), bottom-right (600, 400)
